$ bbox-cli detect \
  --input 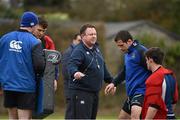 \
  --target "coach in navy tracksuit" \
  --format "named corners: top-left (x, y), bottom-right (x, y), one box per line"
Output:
top-left (0, 12), bottom-right (45, 119)
top-left (67, 24), bottom-right (113, 119)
